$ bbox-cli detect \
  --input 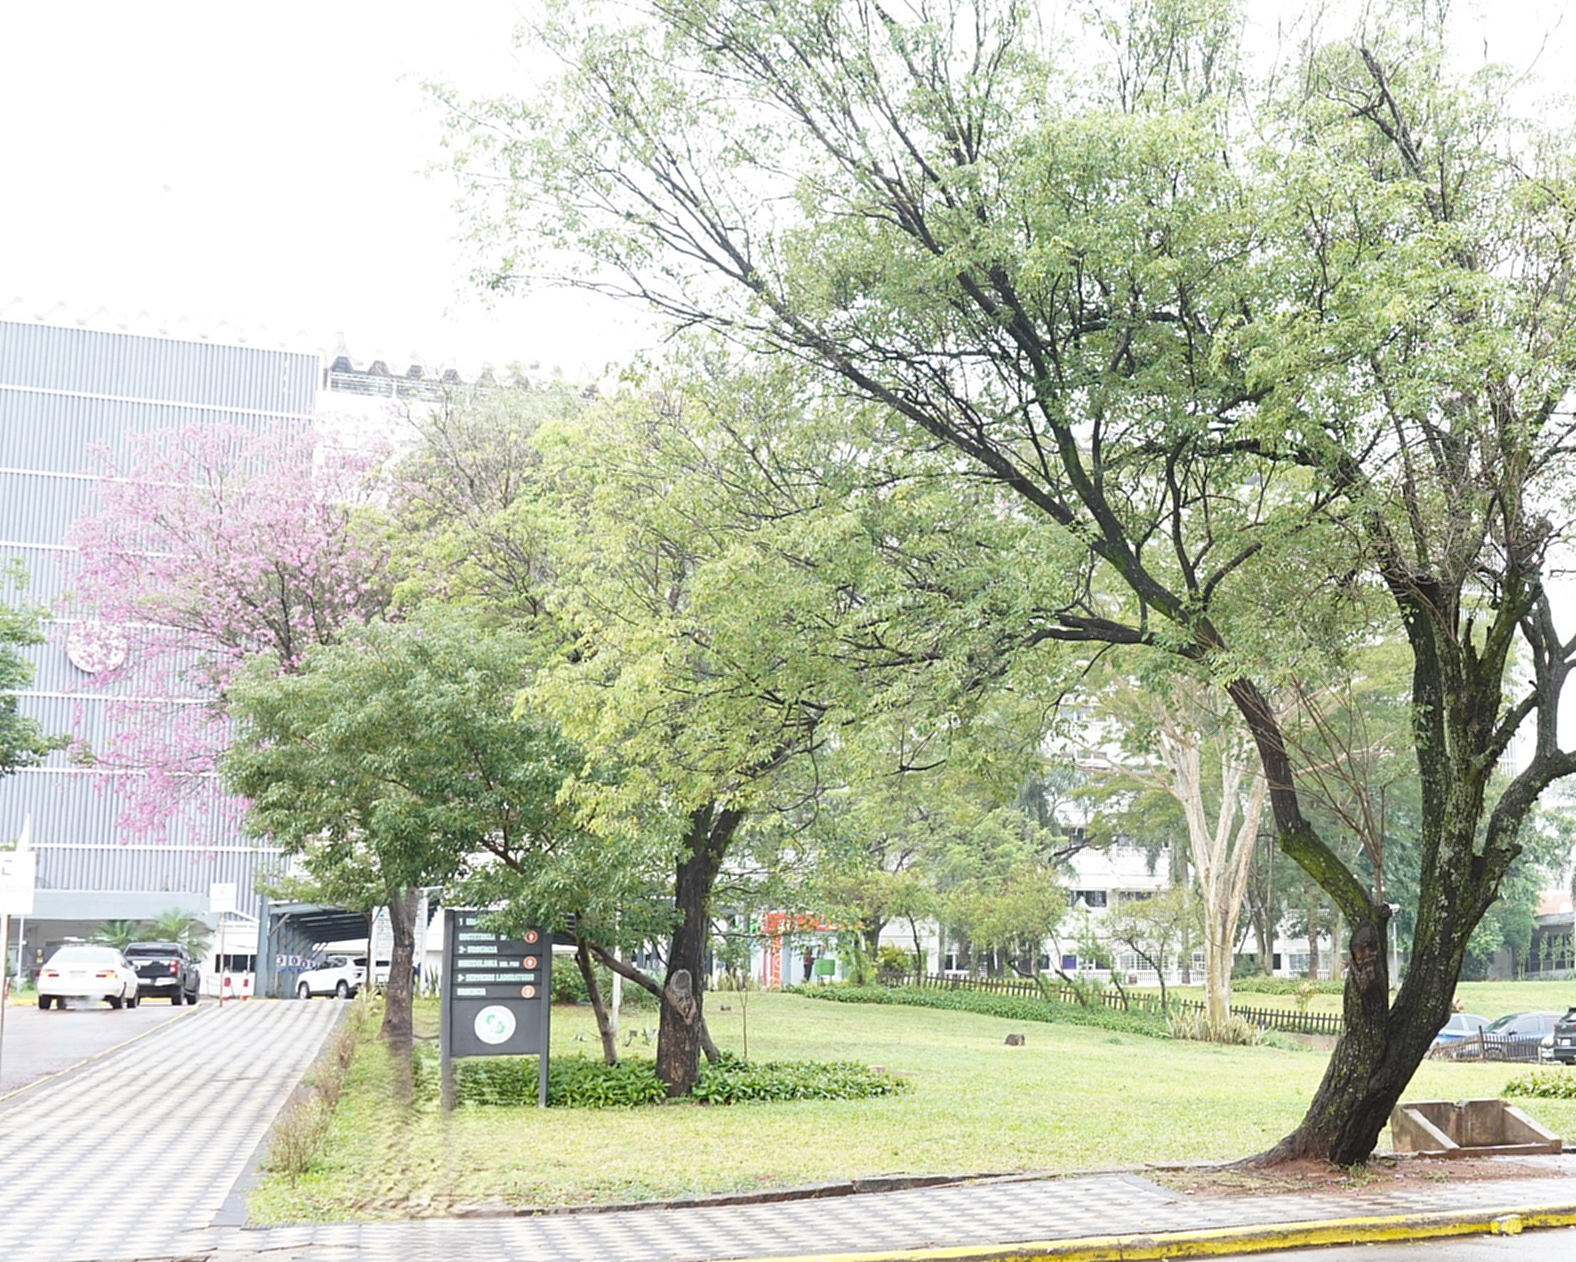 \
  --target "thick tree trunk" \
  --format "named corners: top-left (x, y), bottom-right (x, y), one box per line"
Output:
top-left (378, 885), bottom-right (419, 1053)
top-left (576, 937), bottom-right (619, 1065)
top-left (655, 802), bottom-right (741, 1096)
